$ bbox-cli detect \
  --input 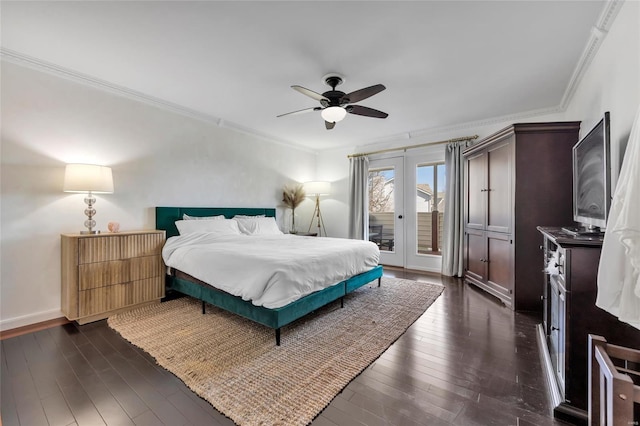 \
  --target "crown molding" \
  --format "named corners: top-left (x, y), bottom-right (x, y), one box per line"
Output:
top-left (0, 48), bottom-right (317, 154)
top-left (559, 0), bottom-right (622, 110)
top-left (351, 103), bottom-right (564, 151)
top-left (0, 48), bottom-right (225, 125)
